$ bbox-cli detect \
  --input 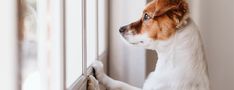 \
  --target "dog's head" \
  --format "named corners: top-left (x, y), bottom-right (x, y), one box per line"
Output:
top-left (119, 0), bottom-right (189, 49)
